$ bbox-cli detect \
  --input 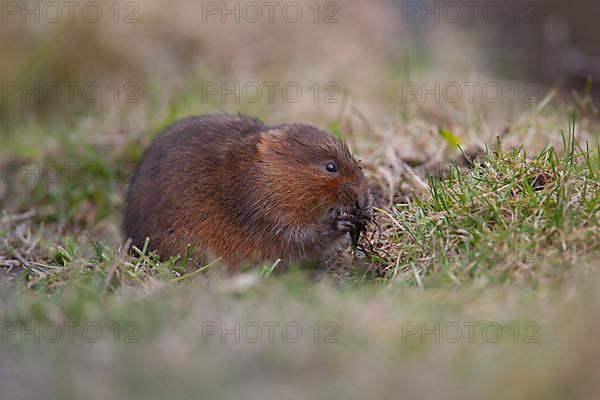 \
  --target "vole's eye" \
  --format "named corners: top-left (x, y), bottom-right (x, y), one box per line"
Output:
top-left (325, 162), bottom-right (338, 174)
